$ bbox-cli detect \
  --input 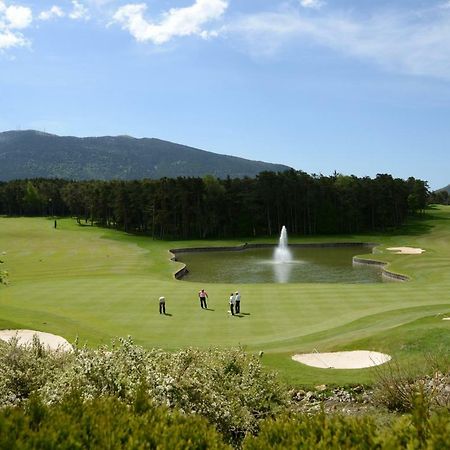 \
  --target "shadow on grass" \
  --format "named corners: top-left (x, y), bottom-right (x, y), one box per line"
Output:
top-left (373, 211), bottom-right (439, 238)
